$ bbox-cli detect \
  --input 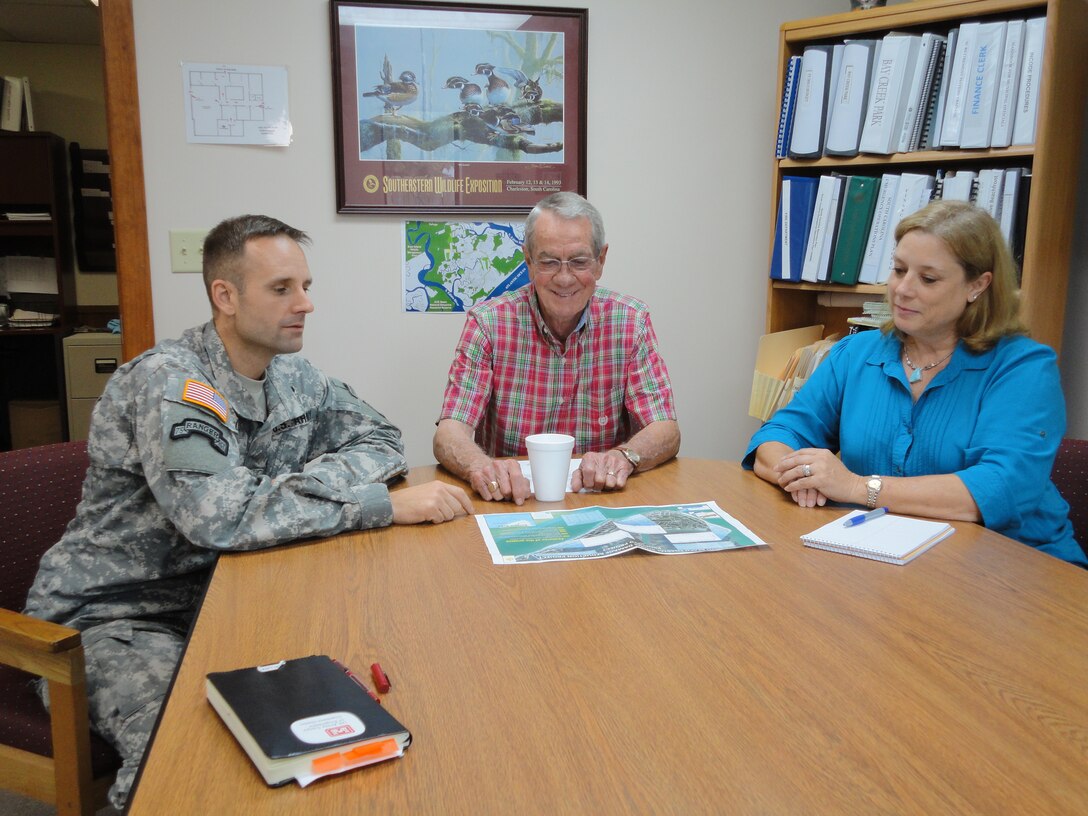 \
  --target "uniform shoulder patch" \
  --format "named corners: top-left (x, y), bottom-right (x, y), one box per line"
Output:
top-left (170, 419), bottom-right (229, 455)
top-left (181, 379), bottom-right (230, 423)
top-left (331, 377), bottom-right (358, 399)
